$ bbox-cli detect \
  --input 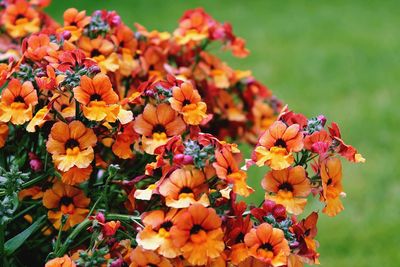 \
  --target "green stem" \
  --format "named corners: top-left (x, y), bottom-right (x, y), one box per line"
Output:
top-left (55, 218), bottom-right (91, 257)
top-left (0, 222), bottom-right (5, 267)
top-left (10, 202), bottom-right (41, 222)
top-left (21, 172), bottom-right (51, 189)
